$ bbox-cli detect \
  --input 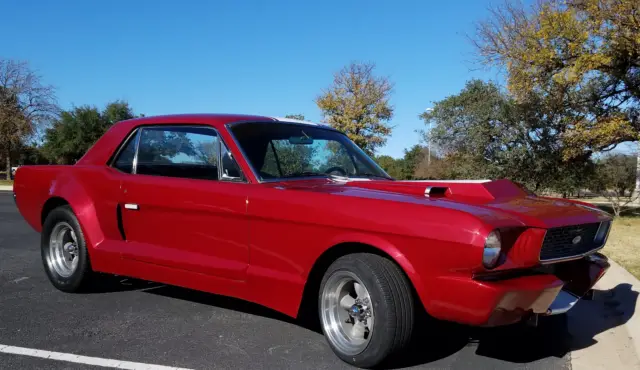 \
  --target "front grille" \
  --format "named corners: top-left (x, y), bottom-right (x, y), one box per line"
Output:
top-left (540, 223), bottom-right (602, 262)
